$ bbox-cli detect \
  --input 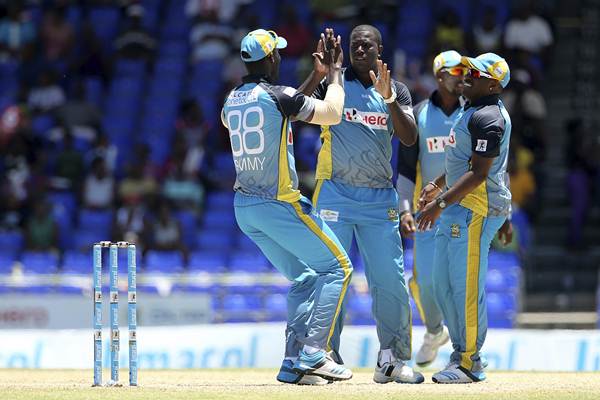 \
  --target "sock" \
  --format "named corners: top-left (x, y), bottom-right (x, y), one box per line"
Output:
top-left (378, 348), bottom-right (395, 366)
top-left (303, 345), bottom-right (321, 355)
top-left (284, 356), bottom-right (297, 362)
